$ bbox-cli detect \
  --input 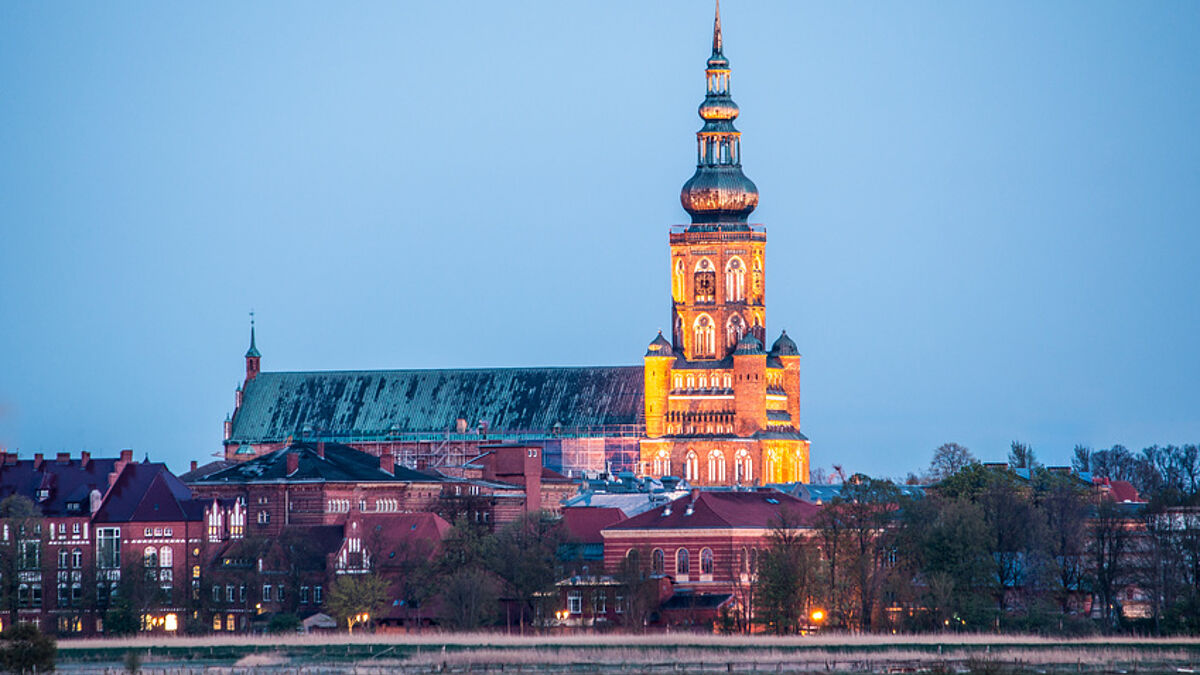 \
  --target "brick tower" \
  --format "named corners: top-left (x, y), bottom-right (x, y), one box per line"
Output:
top-left (640, 2), bottom-right (810, 486)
